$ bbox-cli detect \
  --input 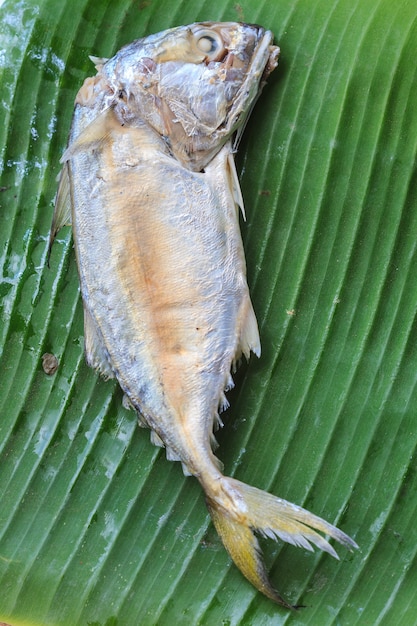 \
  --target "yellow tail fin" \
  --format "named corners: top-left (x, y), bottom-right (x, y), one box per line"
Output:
top-left (205, 476), bottom-right (358, 608)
